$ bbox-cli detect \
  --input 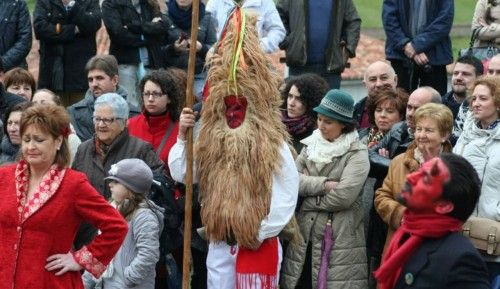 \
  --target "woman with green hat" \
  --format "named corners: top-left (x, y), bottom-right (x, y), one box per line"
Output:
top-left (281, 89), bottom-right (369, 289)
